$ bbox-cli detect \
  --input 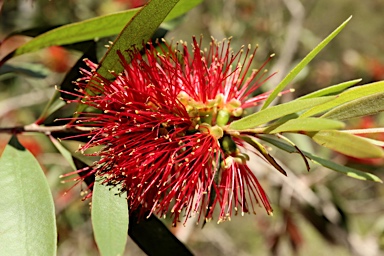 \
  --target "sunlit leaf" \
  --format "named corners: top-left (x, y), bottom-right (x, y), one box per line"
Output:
top-left (229, 96), bottom-right (335, 130)
top-left (359, 136), bottom-right (384, 147)
top-left (268, 117), bottom-right (345, 134)
top-left (261, 16), bottom-right (352, 110)
top-left (259, 135), bottom-right (382, 183)
top-left (300, 81), bottom-right (384, 118)
top-left (322, 92), bottom-right (384, 120)
top-left (262, 113), bottom-right (299, 133)
top-left (96, 0), bottom-right (180, 80)
top-left (298, 79), bottom-right (361, 99)
top-left (0, 136), bottom-right (57, 255)
top-left (92, 177), bottom-right (128, 256)
top-left (74, 0), bottom-right (183, 115)
top-left (3, 0), bottom-right (201, 62)
top-left (307, 130), bottom-right (384, 158)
